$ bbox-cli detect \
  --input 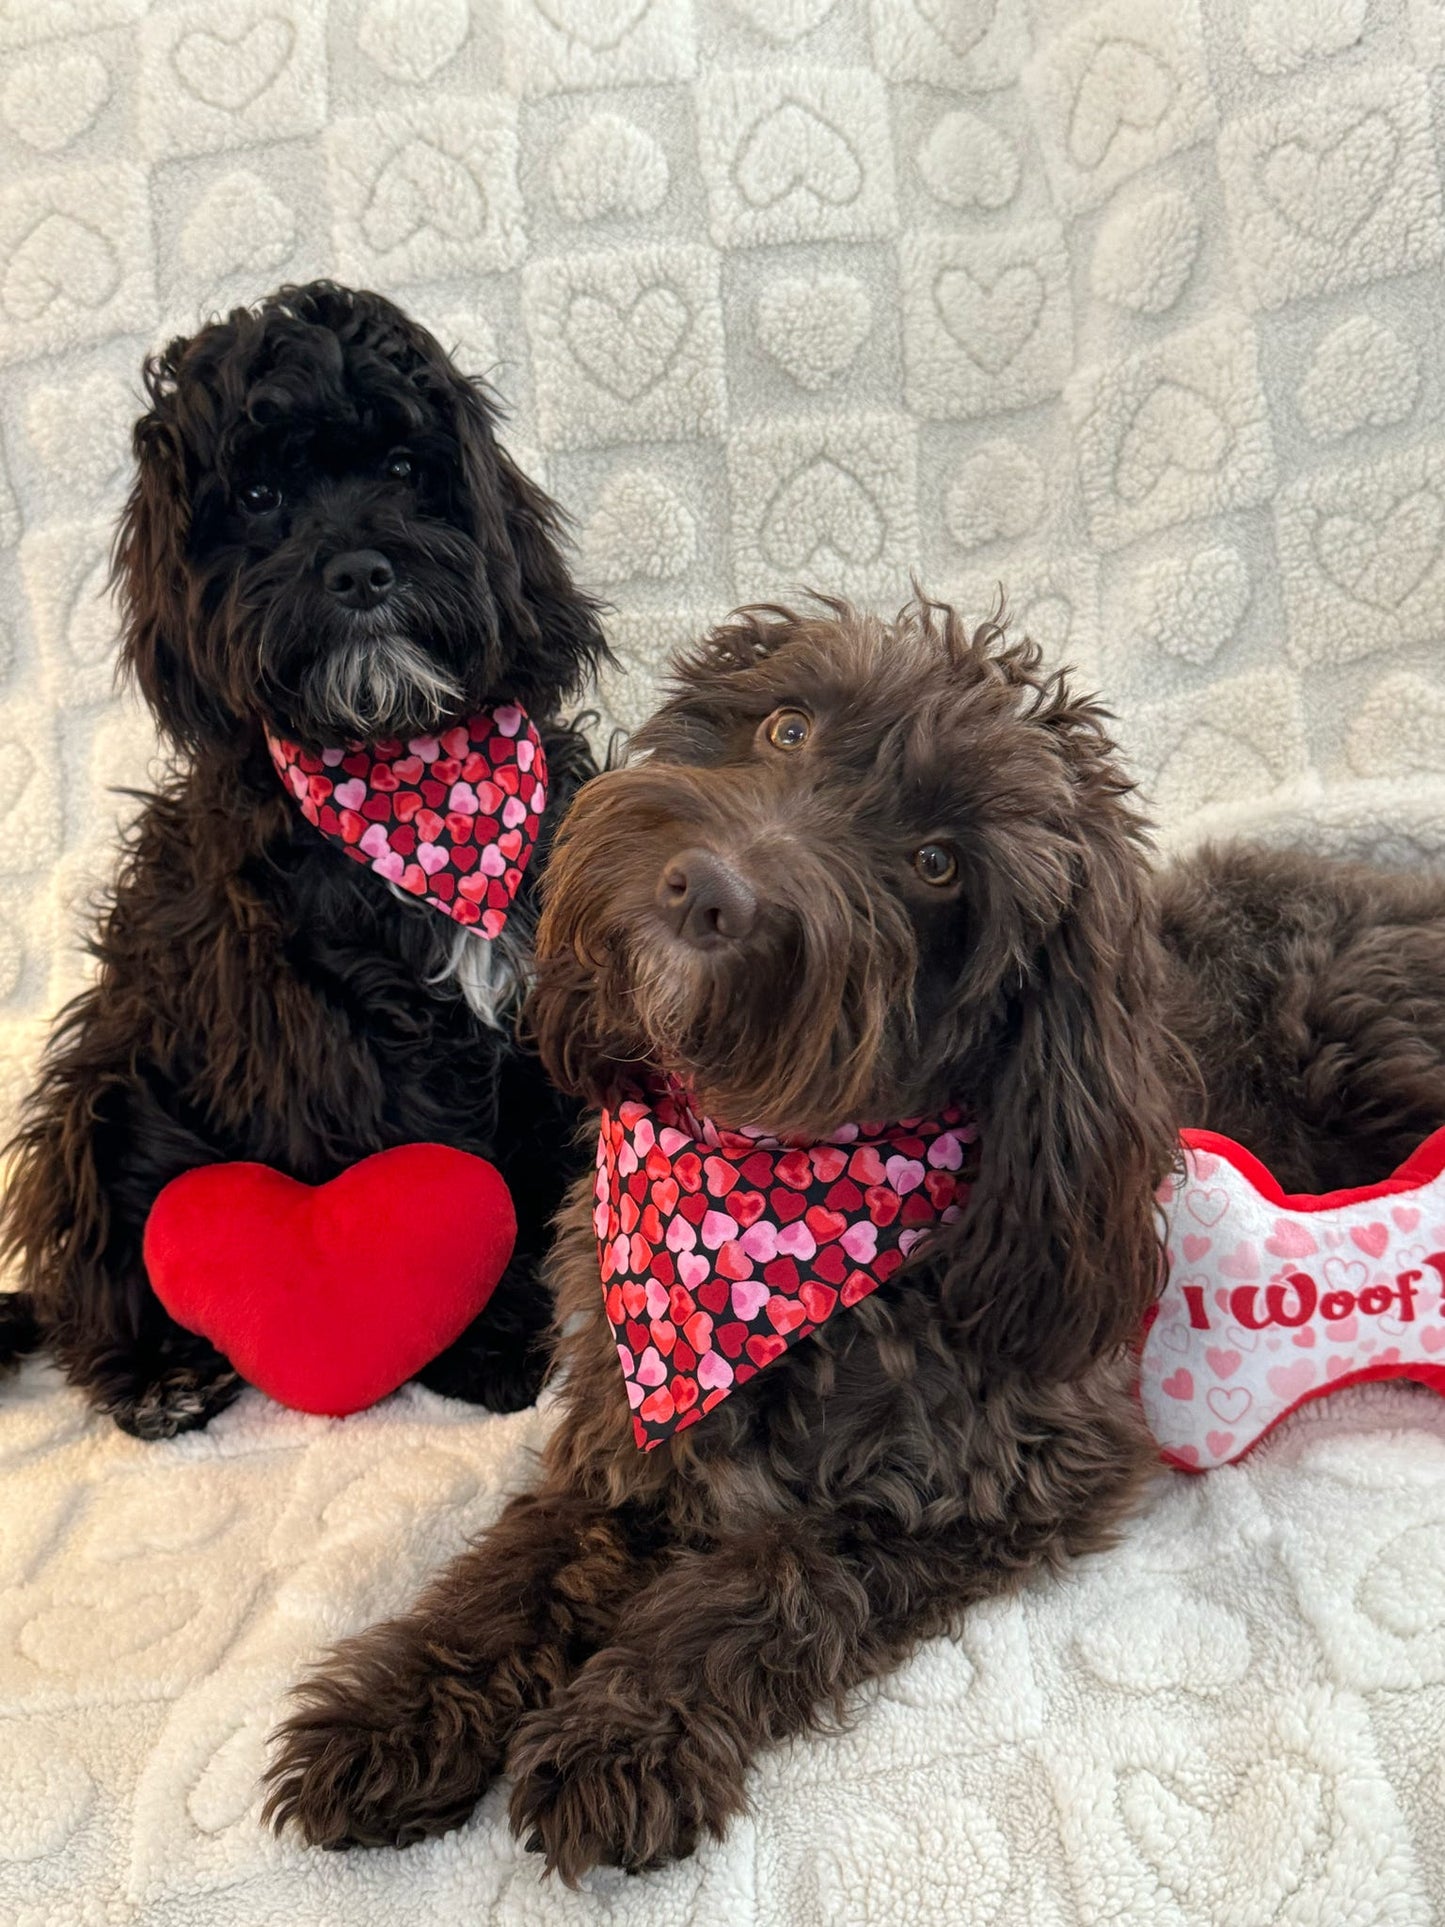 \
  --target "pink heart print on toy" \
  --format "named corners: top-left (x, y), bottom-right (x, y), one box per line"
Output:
top-left (266, 705), bottom-right (546, 938)
top-left (1142, 1126), bottom-right (1445, 1470)
top-left (595, 1083), bottom-right (978, 1450)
